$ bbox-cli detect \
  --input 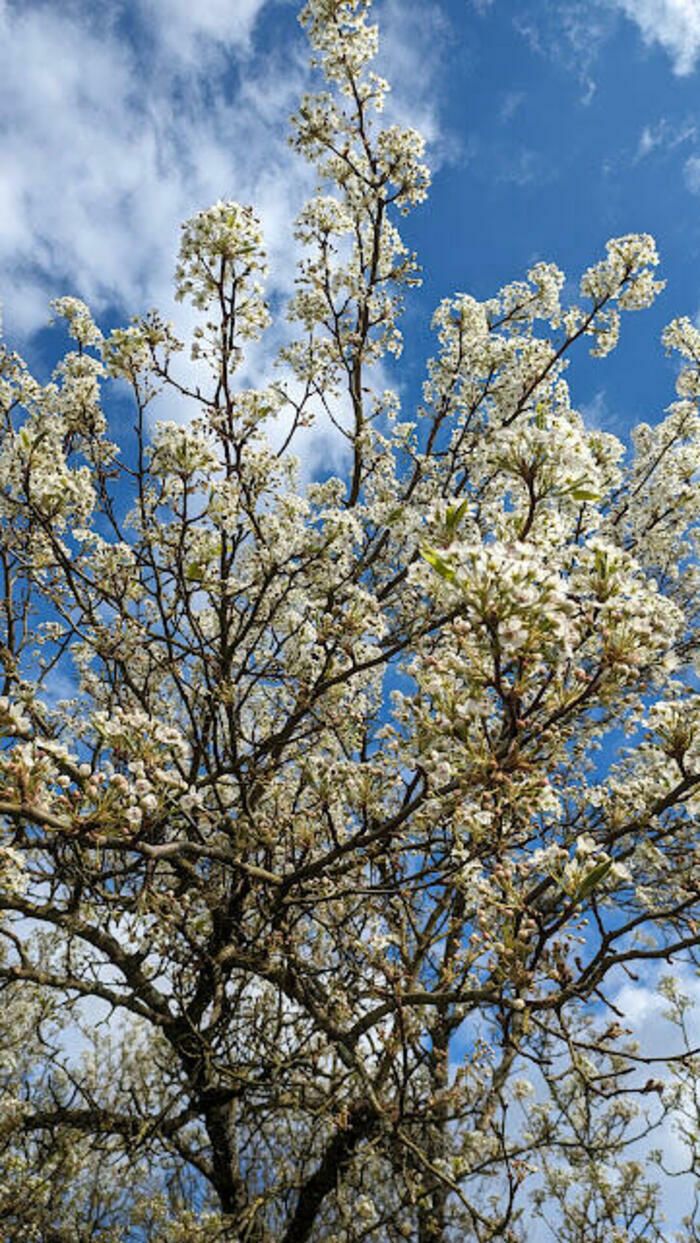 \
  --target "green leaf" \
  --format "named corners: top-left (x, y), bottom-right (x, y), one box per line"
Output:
top-left (569, 487), bottom-right (600, 503)
top-left (420, 546), bottom-right (458, 584)
top-left (445, 499), bottom-right (470, 532)
top-left (574, 859), bottom-right (613, 902)
top-left (385, 506), bottom-right (405, 525)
